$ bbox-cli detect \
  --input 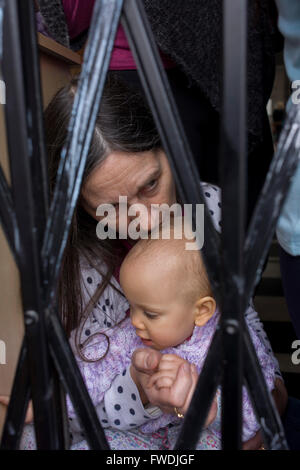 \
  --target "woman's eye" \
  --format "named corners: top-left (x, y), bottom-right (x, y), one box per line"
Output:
top-left (143, 179), bottom-right (158, 192)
